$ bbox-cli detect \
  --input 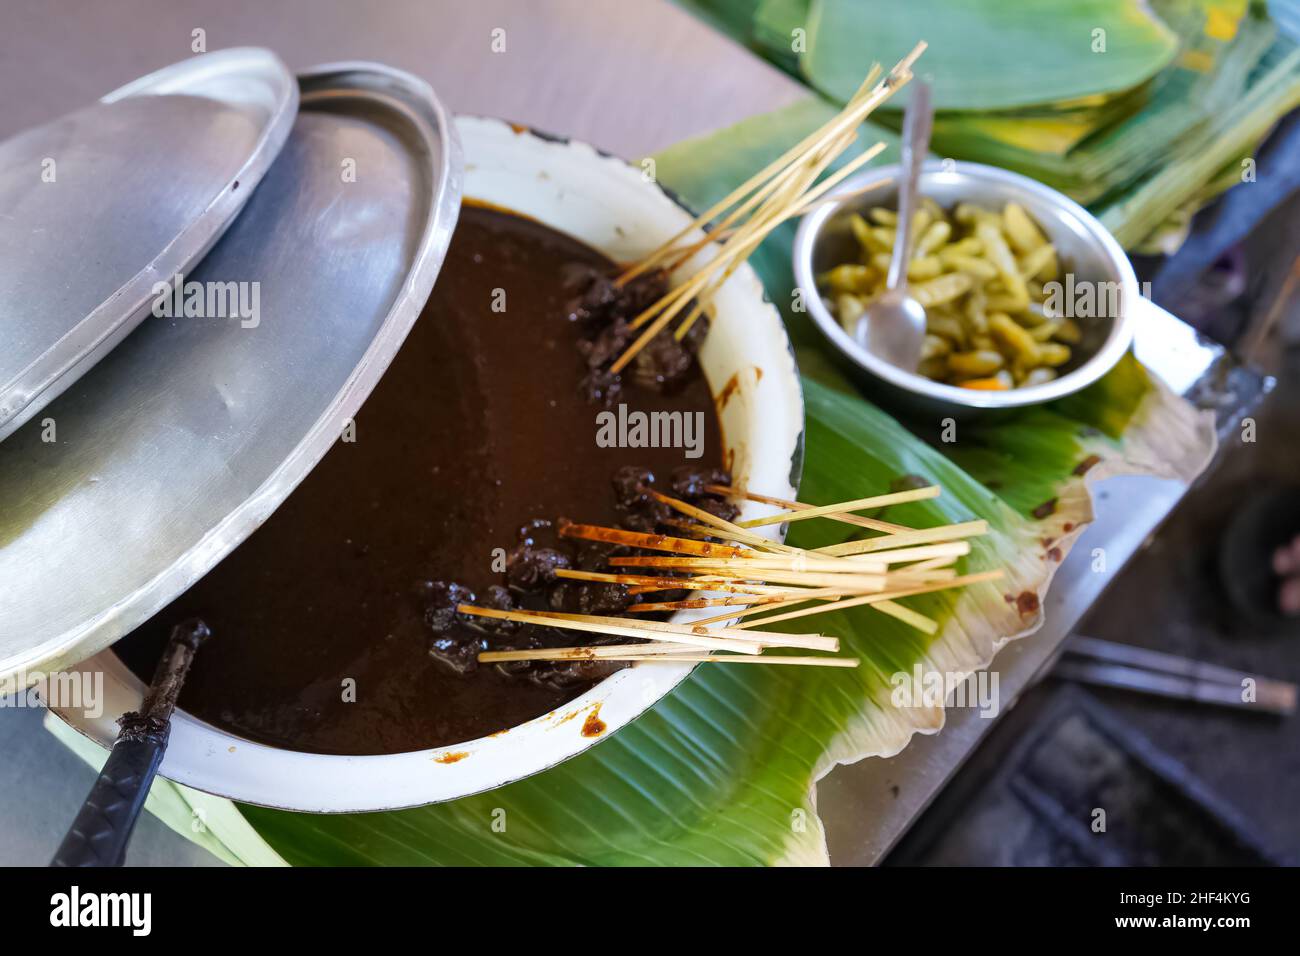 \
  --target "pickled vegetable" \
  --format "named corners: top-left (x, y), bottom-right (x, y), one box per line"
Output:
top-left (818, 197), bottom-right (1082, 388)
